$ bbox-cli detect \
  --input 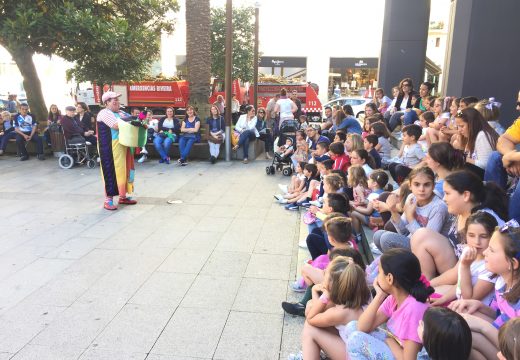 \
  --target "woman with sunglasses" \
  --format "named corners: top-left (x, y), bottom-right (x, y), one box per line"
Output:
top-left (384, 78), bottom-right (415, 132)
top-left (255, 107), bottom-right (273, 159)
